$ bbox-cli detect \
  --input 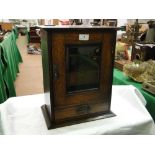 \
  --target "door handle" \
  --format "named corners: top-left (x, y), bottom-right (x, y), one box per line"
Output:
top-left (53, 64), bottom-right (59, 80)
